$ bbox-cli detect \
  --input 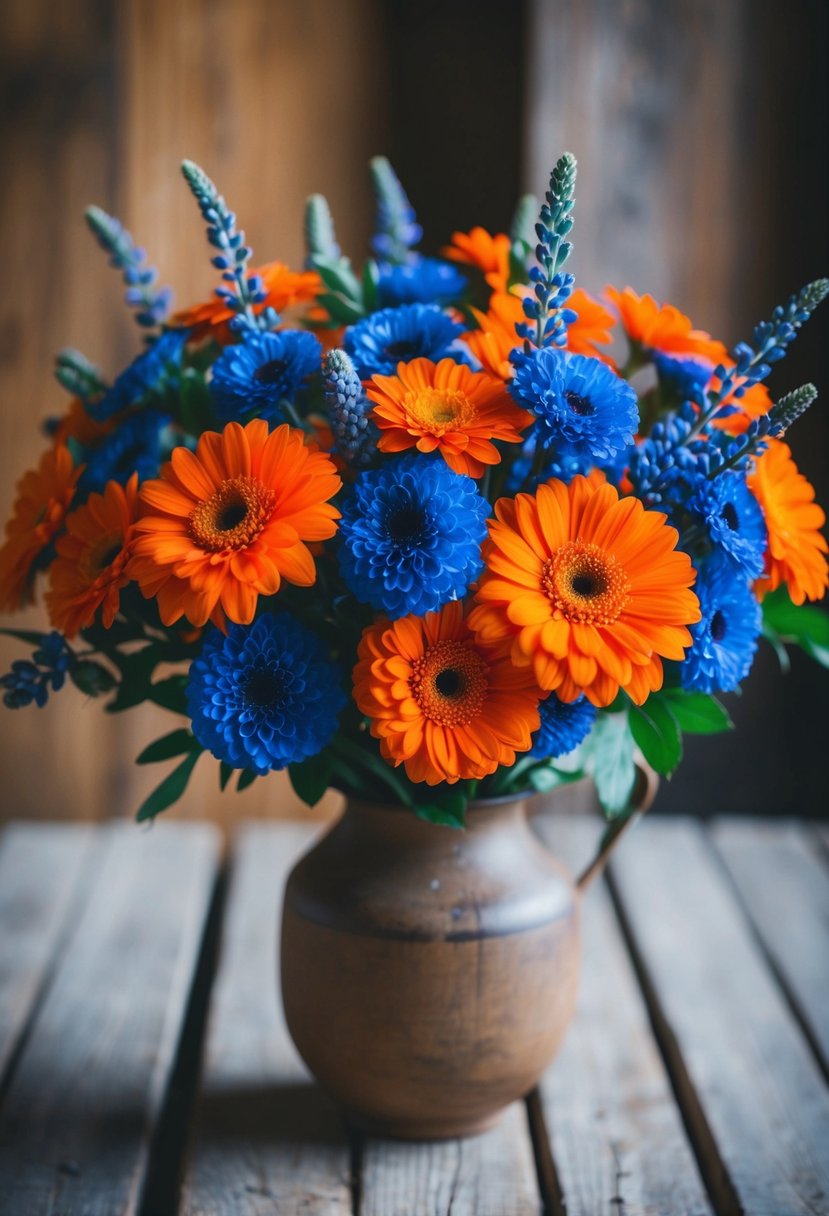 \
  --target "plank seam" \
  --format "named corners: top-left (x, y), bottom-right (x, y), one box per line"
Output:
top-left (603, 864), bottom-right (743, 1216)
top-left (349, 1126), bottom-right (364, 1216)
top-left (524, 1088), bottom-right (566, 1216)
